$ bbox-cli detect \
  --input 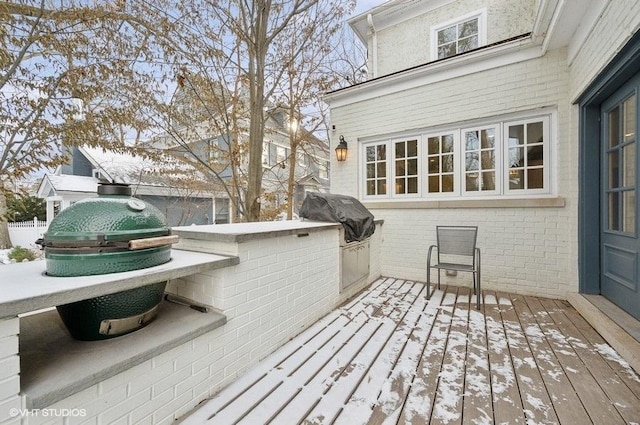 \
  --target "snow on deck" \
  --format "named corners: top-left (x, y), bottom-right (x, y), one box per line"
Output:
top-left (179, 278), bottom-right (640, 425)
